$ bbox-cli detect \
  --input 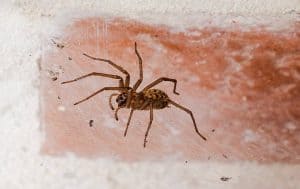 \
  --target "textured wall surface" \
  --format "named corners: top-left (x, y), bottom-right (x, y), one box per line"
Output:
top-left (42, 18), bottom-right (300, 163)
top-left (0, 0), bottom-right (300, 188)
